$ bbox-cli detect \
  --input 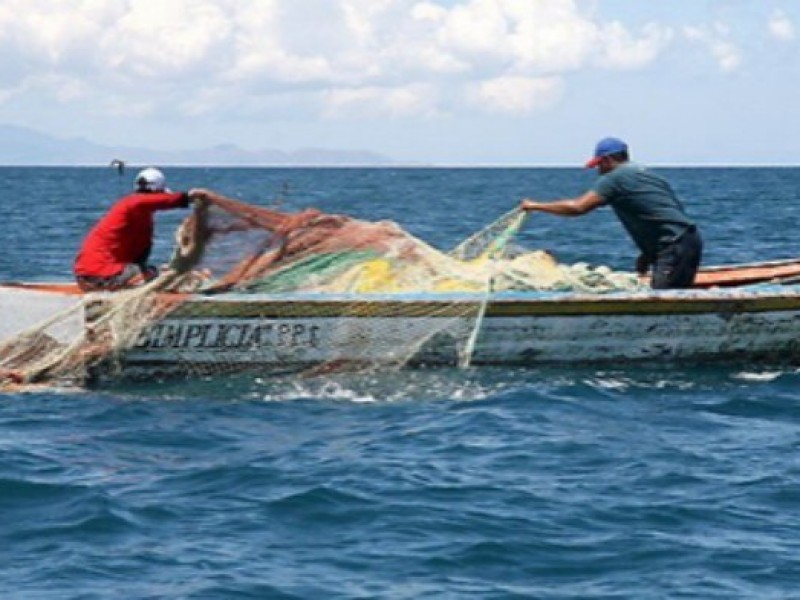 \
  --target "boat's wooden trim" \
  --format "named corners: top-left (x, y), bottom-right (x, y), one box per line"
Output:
top-left (486, 295), bottom-right (800, 316)
top-left (1, 282), bottom-right (84, 295)
top-left (697, 257), bottom-right (800, 273)
top-left (165, 291), bottom-right (800, 319)
top-left (693, 259), bottom-right (800, 288)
